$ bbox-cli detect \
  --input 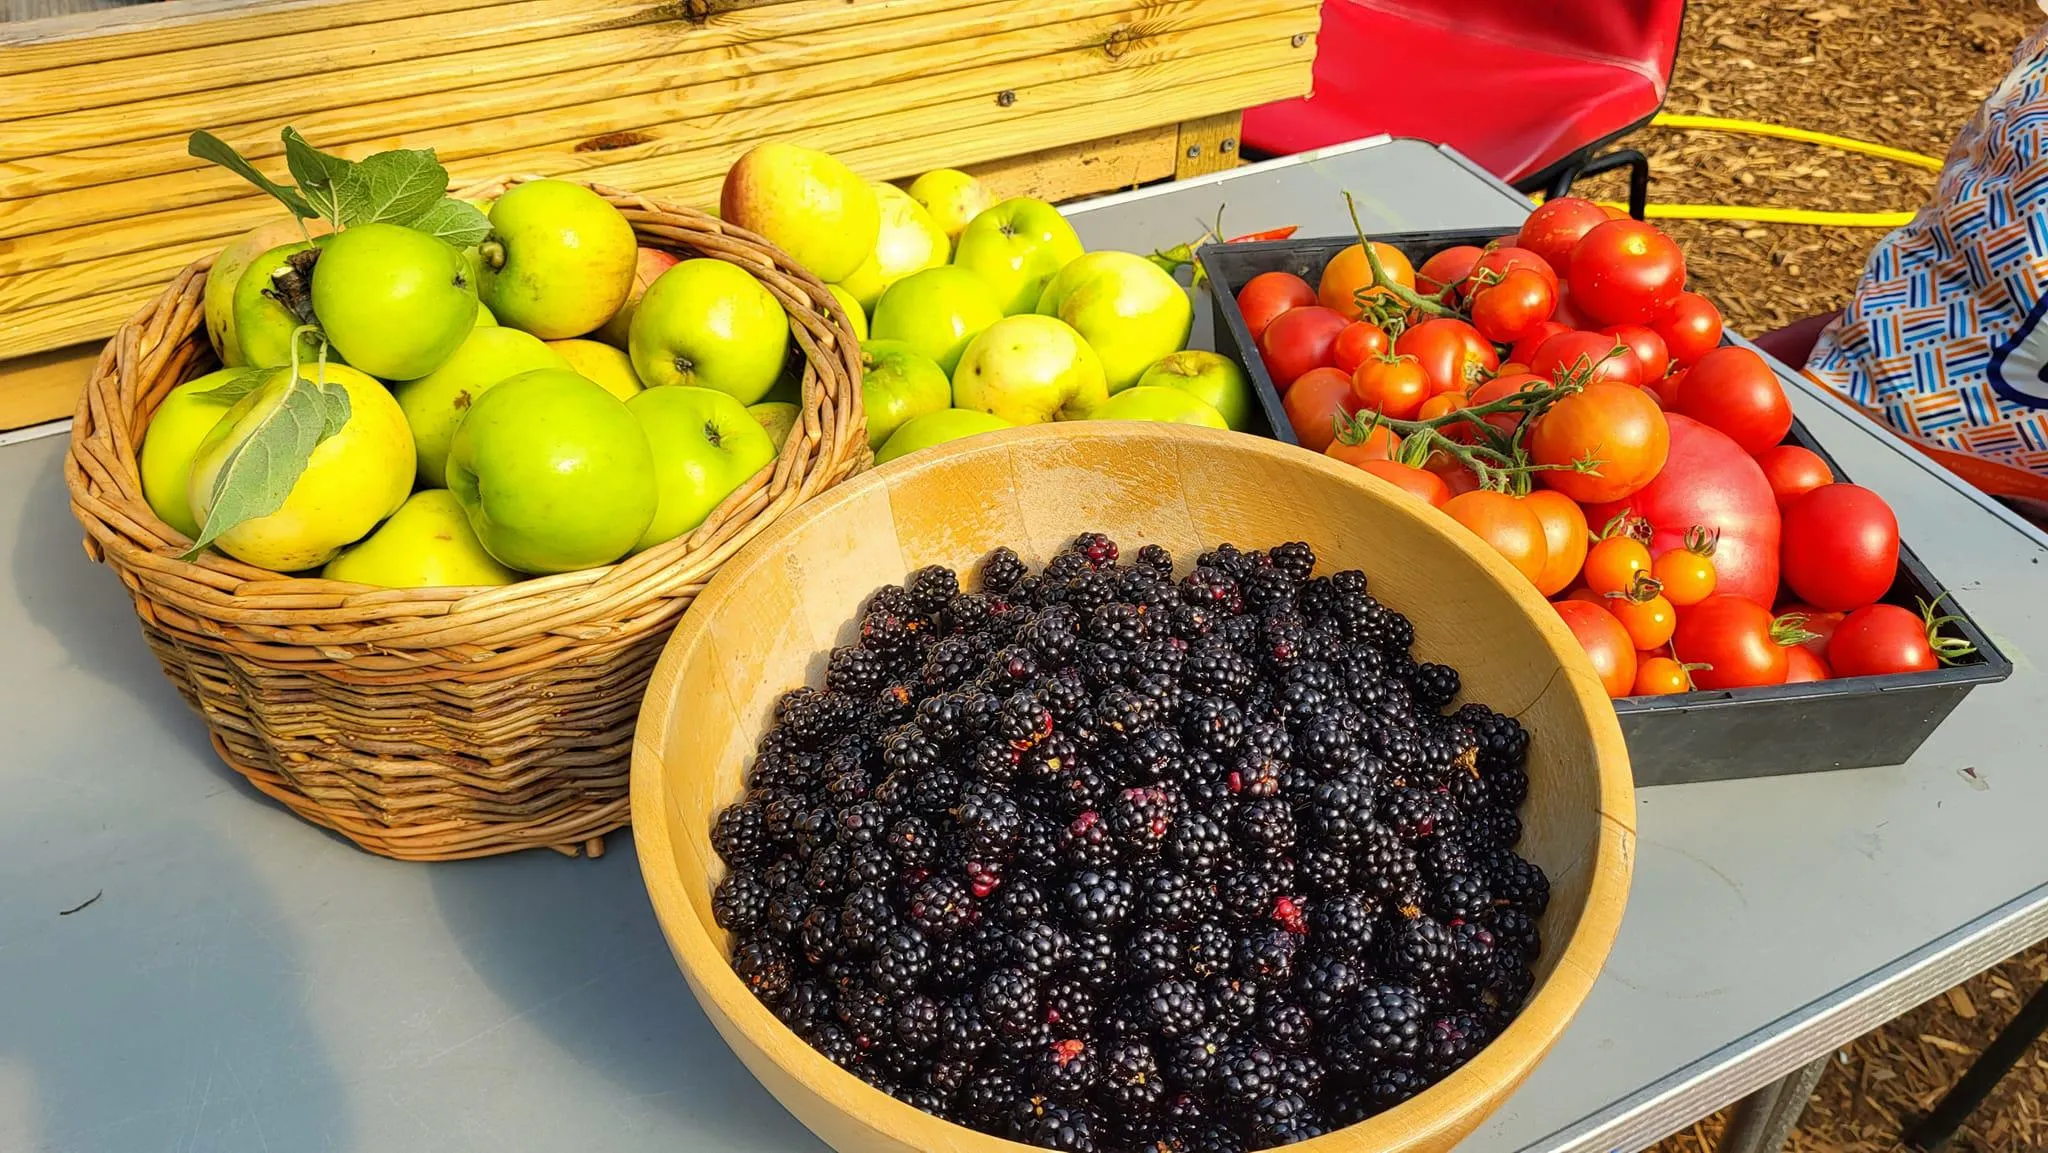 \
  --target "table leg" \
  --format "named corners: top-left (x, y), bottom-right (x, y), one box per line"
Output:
top-left (1716, 1055), bottom-right (1832, 1153)
top-left (1902, 977), bottom-right (2048, 1152)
